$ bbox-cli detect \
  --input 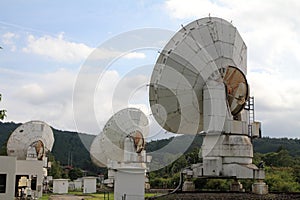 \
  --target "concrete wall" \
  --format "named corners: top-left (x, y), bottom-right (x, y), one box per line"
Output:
top-left (114, 168), bottom-right (145, 200)
top-left (16, 160), bottom-right (44, 198)
top-left (0, 156), bottom-right (17, 200)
